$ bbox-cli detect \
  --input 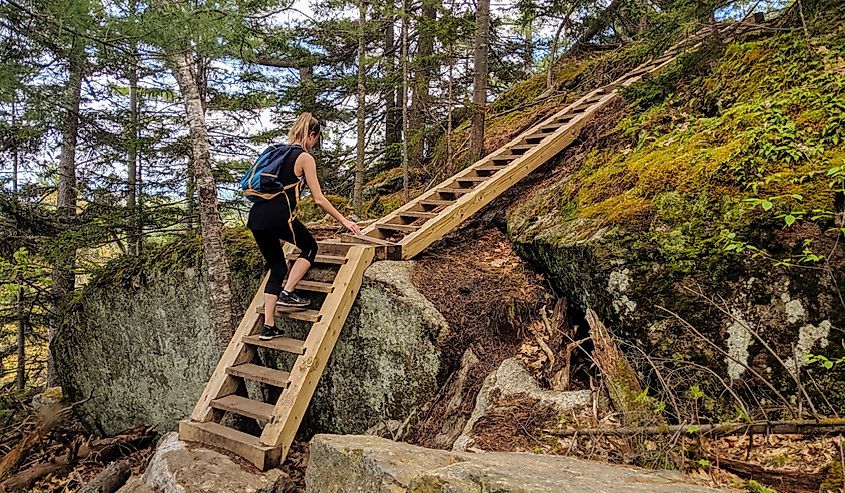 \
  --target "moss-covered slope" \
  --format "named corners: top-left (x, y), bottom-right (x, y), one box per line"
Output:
top-left (509, 8), bottom-right (845, 418)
